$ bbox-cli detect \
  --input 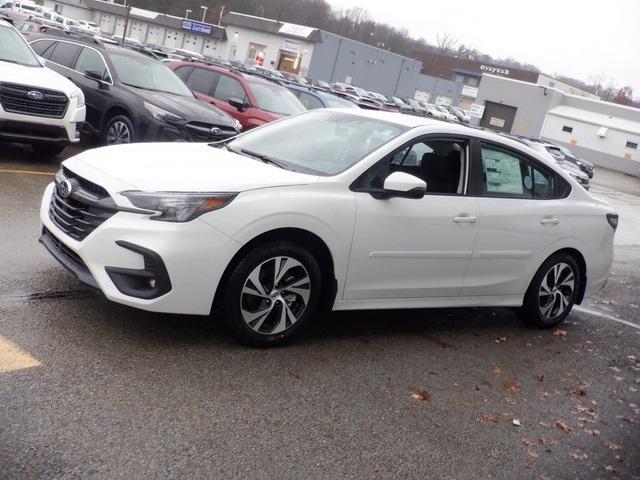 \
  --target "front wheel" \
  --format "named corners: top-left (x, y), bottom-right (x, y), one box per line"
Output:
top-left (221, 241), bottom-right (322, 346)
top-left (519, 253), bottom-right (581, 328)
top-left (103, 115), bottom-right (134, 145)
